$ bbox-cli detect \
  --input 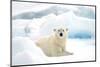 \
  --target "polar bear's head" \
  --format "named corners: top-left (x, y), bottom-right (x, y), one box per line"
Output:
top-left (53, 27), bottom-right (68, 39)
